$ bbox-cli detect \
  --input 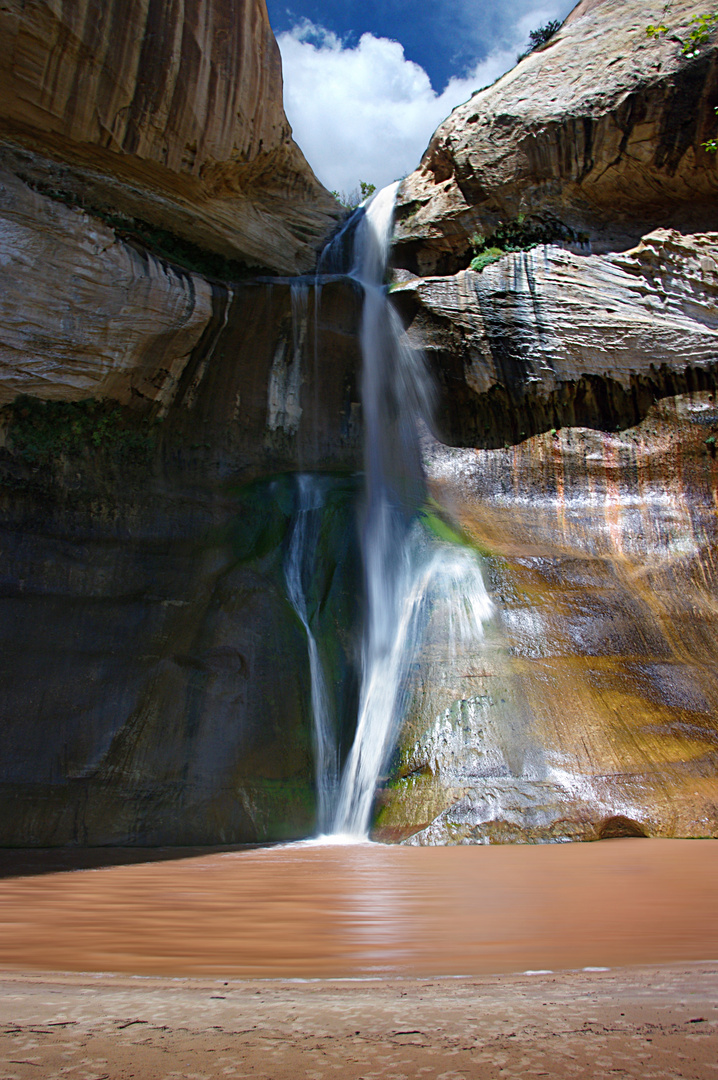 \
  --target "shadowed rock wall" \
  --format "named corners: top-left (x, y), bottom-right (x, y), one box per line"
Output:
top-left (0, 275), bottom-right (364, 845)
